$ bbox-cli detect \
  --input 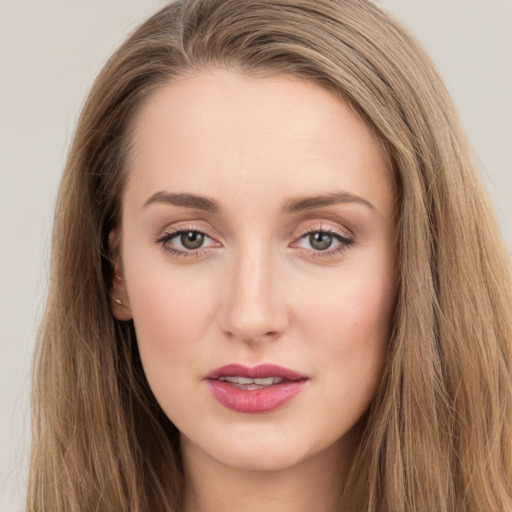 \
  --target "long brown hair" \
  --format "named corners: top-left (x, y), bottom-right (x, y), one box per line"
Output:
top-left (28, 1), bottom-right (512, 510)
